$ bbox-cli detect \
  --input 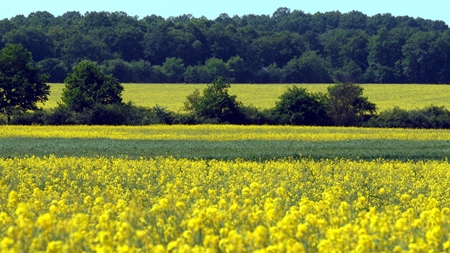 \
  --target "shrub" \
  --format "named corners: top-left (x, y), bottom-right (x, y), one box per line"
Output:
top-left (273, 86), bottom-right (329, 125)
top-left (366, 105), bottom-right (450, 129)
top-left (327, 82), bottom-right (376, 126)
top-left (9, 110), bottom-right (47, 125)
top-left (90, 104), bottom-right (127, 125)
